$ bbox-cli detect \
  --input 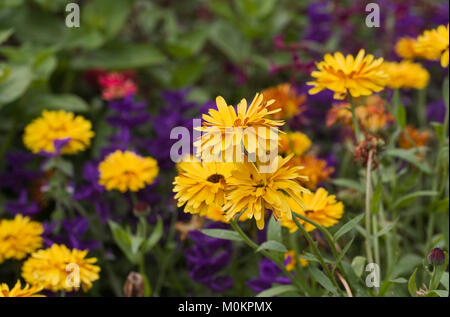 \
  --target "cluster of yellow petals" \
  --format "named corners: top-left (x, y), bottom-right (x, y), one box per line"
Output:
top-left (23, 110), bottom-right (94, 155)
top-left (22, 244), bottom-right (100, 292)
top-left (284, 250), bottom-right (309, 271)
top-left (99, 150), bottom-right (159, 193)
top-left (0, 215), bottom-right (43, 264)
top-left (289, 155), bottom-right (334, 190)
top-left (415, 24), bottom-right (449, 68)
top-left (281, 188), bottom-right (344, 232)
top-left (278, 132), bottom-right (312, 157)
top-left (308, 49), bottom-right (388, 99)
top-left (382, 61), bottom-right (430, 90)
top-left (0, 280), bottom-right (44, 297)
